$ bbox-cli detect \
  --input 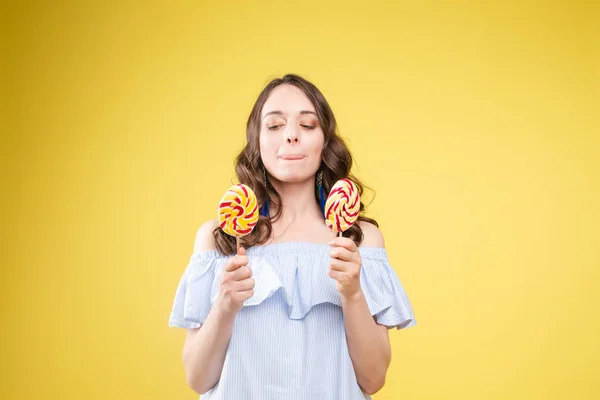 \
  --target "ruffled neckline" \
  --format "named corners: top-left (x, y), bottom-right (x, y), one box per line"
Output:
top-left (170, 240), bottom-right (416, 330)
